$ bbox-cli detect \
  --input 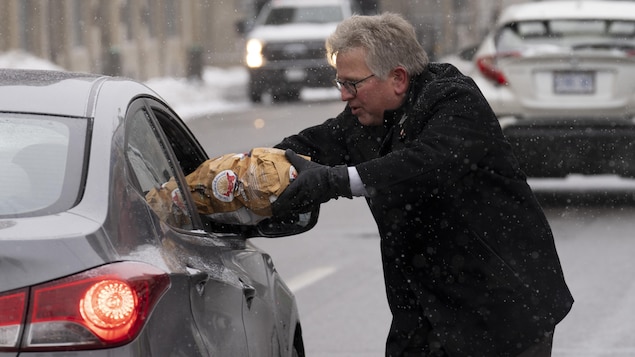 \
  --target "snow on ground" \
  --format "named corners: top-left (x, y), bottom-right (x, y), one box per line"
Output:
top-left (2, 49), bottom-right (635, 191)
top-left (0, 50), bottom-right (339, 120)
top-left (0, 49), bottom-right (251, 118)
top-left (0, 50), bottom-right (66, 71)
top-left (145, 66), bottom-right (252, 118)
